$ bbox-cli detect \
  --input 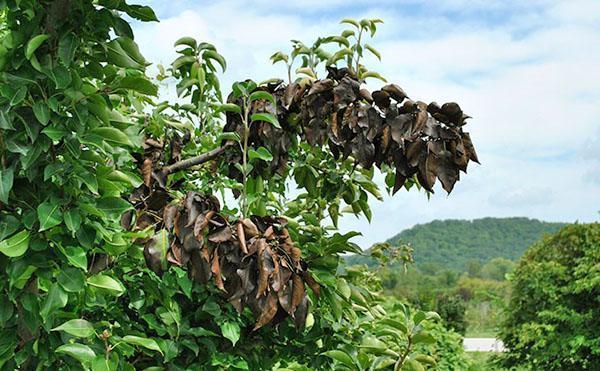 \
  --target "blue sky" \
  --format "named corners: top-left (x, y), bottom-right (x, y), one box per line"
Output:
top-left (132, 0), bottom-right (600, 247)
